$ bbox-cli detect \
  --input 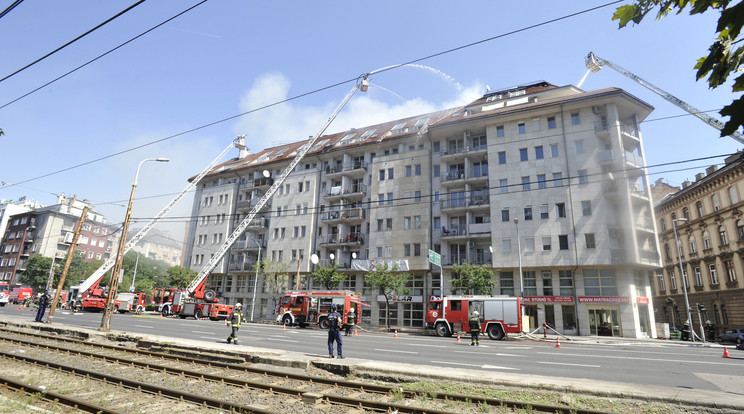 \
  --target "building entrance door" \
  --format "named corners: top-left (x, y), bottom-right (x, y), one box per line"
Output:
top-left (588, 308), bottom-right (621, 336)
